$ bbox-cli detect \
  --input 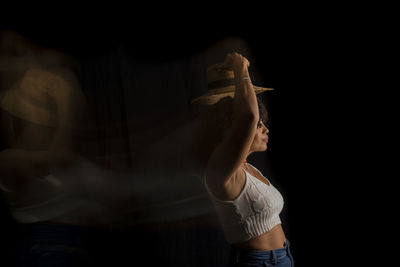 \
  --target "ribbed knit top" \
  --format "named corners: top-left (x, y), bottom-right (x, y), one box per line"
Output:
top-left (205, 163), bottom-right (284, 244)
